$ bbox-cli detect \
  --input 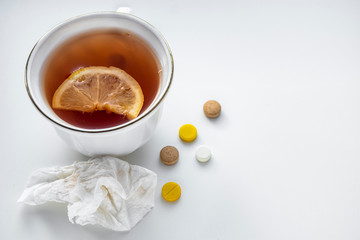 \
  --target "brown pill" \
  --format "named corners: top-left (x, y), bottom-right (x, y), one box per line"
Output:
top-left (160, 146), bottom-right (179, 165)
top-left (203, 100), bottom-right (221, 118)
